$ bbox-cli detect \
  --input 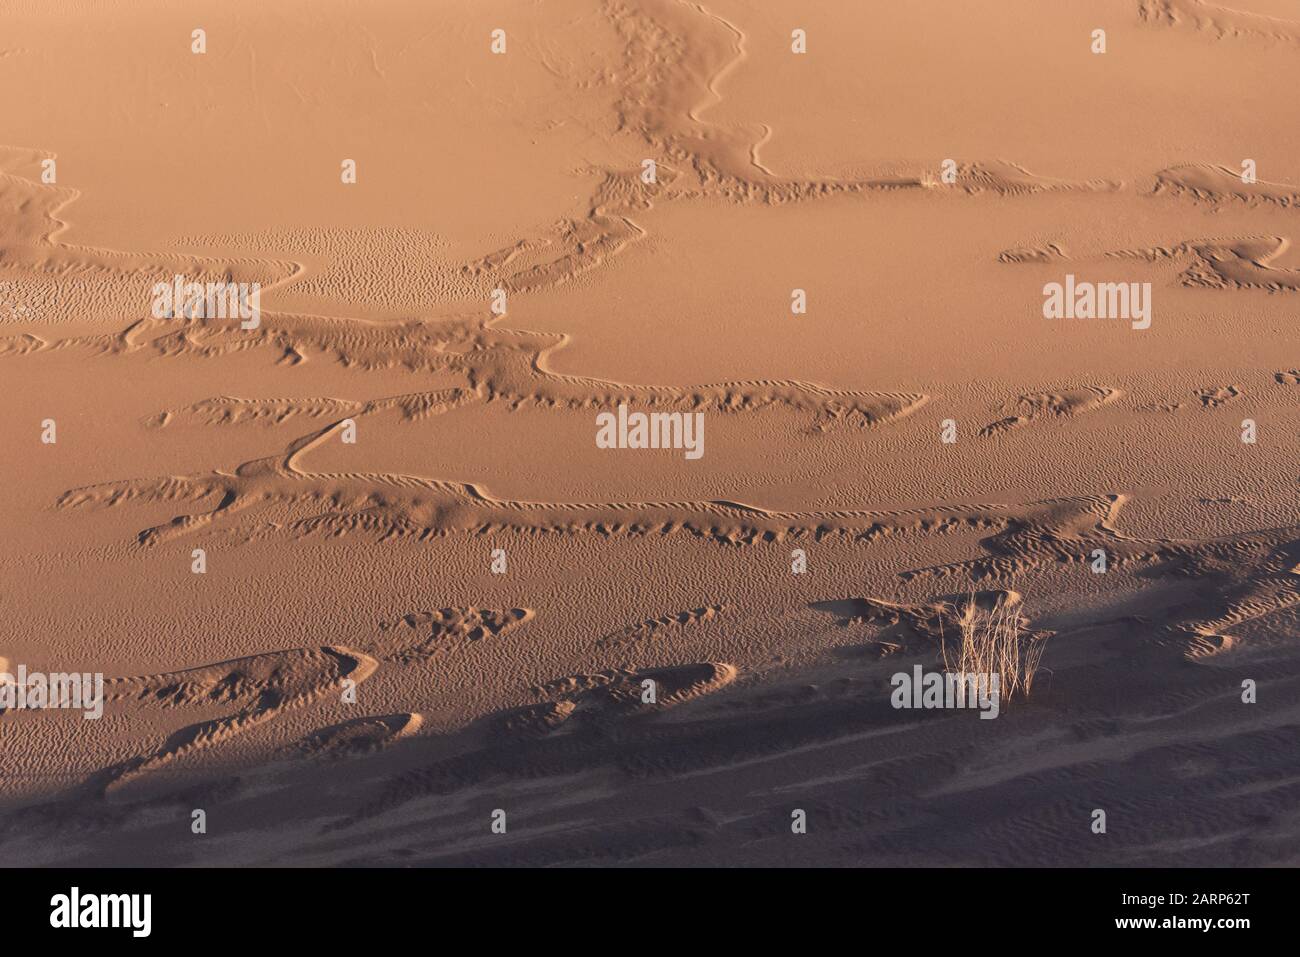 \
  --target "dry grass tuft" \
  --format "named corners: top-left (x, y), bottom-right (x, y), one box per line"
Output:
top-left (940, 595), bottom-right (1049, 703)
